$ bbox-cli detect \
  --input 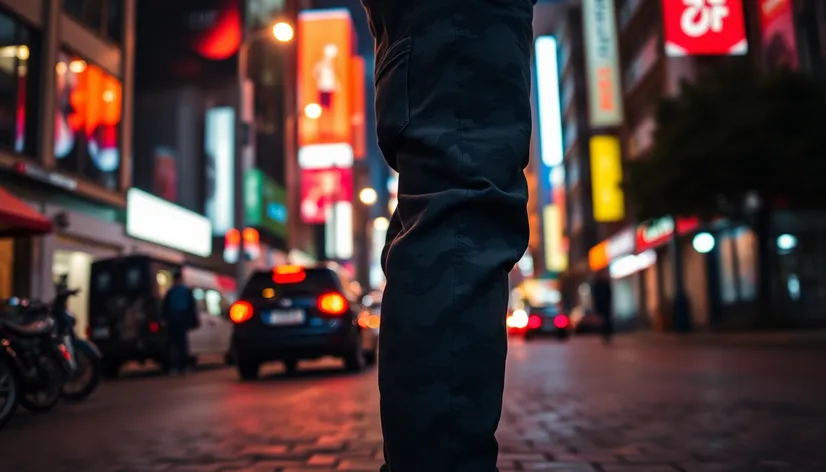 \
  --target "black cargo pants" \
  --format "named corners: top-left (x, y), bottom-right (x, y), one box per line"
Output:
top-left (362, 1), bottom-right (535, 471)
